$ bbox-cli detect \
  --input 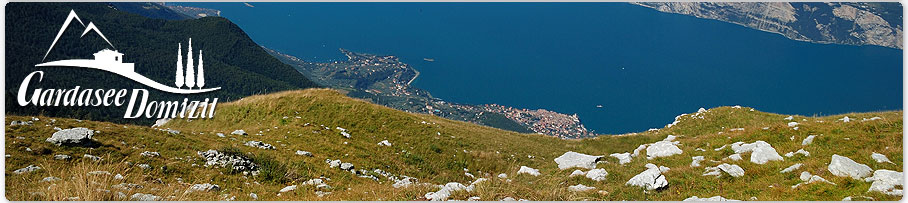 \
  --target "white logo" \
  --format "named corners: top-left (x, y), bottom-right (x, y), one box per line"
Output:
top-left (18, 10), bottom-right (220, 119)
top-left (36, 10), bottom-right (220, 94)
